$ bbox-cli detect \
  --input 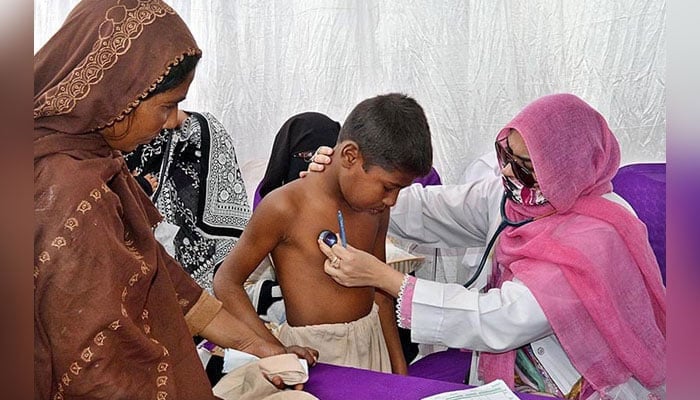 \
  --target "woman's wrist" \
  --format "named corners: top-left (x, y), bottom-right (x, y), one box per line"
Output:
top-left (396, 274), bottom-right (417, 329)
top-left (377, 261), bottom-right (407, 297)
